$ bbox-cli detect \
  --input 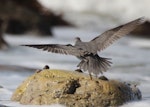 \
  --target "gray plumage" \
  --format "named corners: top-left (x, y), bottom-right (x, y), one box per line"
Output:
top-left (22, 17), bottom-right (145, 77)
